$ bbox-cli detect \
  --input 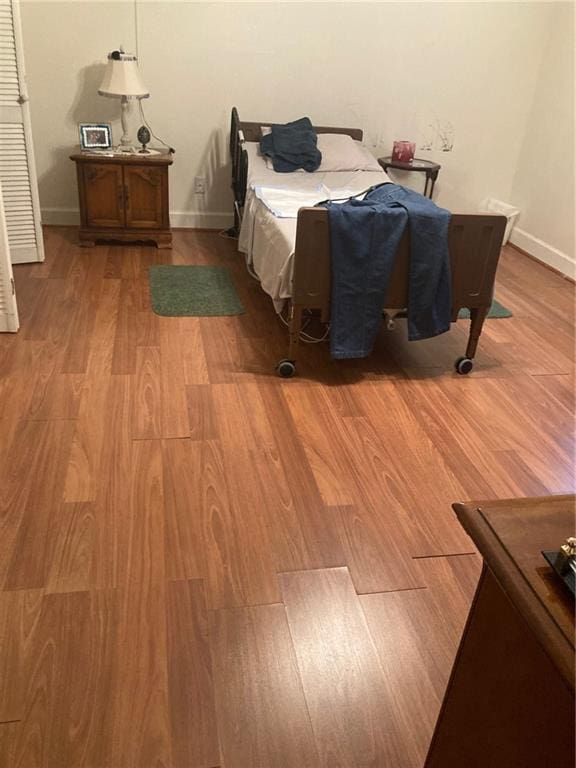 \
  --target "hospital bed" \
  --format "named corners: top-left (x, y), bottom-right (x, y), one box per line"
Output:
top-left (230, 107), bottom-right (506, 377)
